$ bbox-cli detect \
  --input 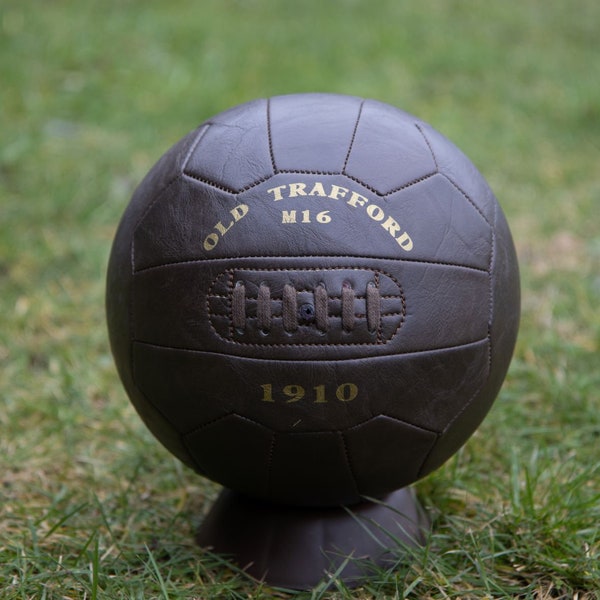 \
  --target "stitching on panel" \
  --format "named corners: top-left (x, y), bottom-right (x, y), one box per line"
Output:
top-left (380, 171), bottom-right (438, 196)
top-left (375, 271), bottom-right (383, 344)
top-left (227, 270), bottom-right (235, 339)
top-left (345, 412), bottom-right (439, 435)
top-left (414, 431), bottom-right (443, 479)
top-left (134, 254), bottom-right (489, 275)
top-left (266, 97), bottom-right (277, 173)
top-left (440, 172), bottom-right (492, 228)
top-left (182, 170), bottom-right (273, 195)
top-left (179, 165), bottom-right (438, 199)
top-left (414, 122), bottom-right (439, 172)
top-left (265, 432), bottom-right (276, 498)
top-left (183, 412), bottom-right (266, 435)
top-left (210, 268), bottom-right (404, 303)
top-left (340, 432), bottom-right (361, 497)
top-left (129, 240), bottom-right (136, 388)
top-left (487, 200), bottom-right (497, 373)
top-left (209, 311), bottom-right (407, 321)
top-left (133, 123), bottom-right (211, 234)
top-left (342, 99), bottom-right (365, 174)
top-left (132, 336), bottom-right (490, 361)
top-left (206, 266), bottom-right (407, 347)
top-left (209, 292), bottom-right (410, 301)
top-left (133, 175), bottom-right (181, 235)
top-left (181, 123), bottom-right (211, 172)
top-left (183, 410), bottom-right (435, 438)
